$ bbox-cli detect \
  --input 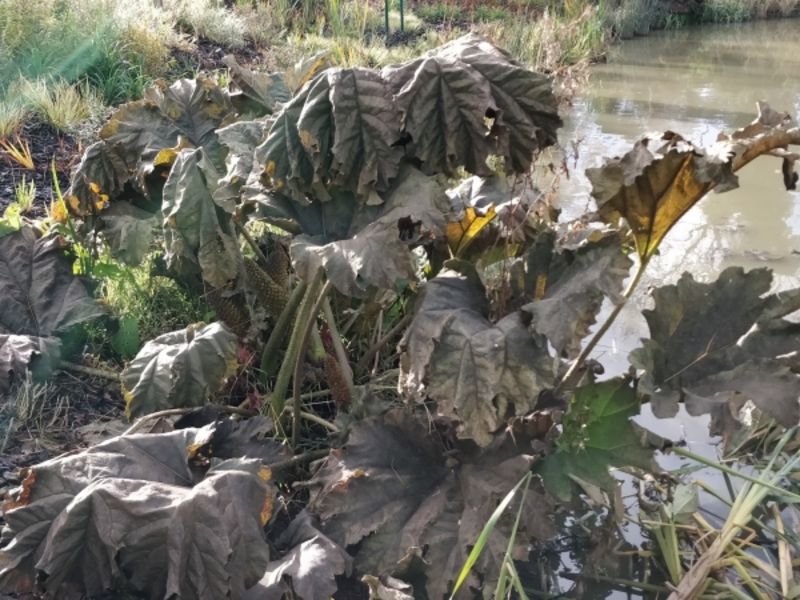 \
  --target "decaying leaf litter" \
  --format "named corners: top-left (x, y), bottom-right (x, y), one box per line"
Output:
top-left (2, 33), bottom-right (800, 600)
